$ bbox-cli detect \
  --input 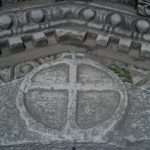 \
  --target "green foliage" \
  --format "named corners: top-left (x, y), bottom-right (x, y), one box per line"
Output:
top-left (106, 64), bottom-right (133, 83)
